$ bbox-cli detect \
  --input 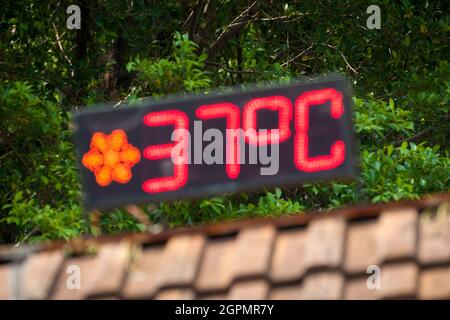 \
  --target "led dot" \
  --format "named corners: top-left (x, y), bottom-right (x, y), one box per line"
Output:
top-left (82, 151), bottom-right (103, 171)
top-left (103, 149), bottom-right (120, 167)
top-left (109, 129), bottom-right (127, 151)
top-left (91, 132), bottom-right (109, 152)
top-left (120, 144), bottom-right (141, 165)
top-left (95, 166), bottom-right (113, 186)
top-left (113, 163), bottom-right (132, 184)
